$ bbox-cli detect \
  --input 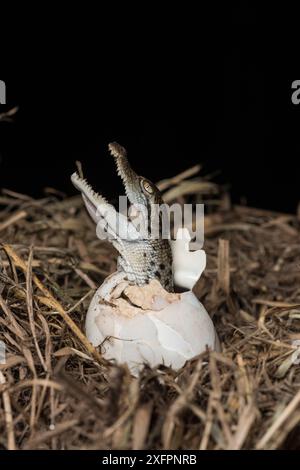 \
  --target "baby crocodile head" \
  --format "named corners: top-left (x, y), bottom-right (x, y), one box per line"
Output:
top-left (108, 142), bottom-right (164, 208)
top-left (71, 143), bottom-right (174, 291)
